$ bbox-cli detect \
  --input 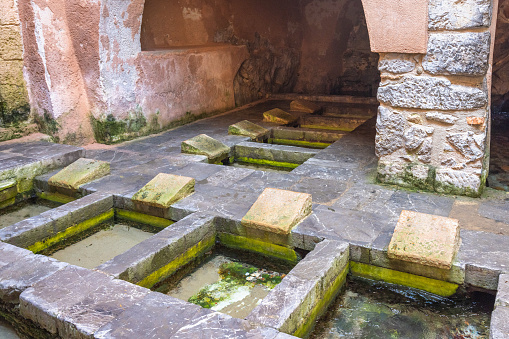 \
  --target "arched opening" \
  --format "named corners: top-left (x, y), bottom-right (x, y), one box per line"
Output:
top-left (490, 0), bottom-right (509, 191)
top-left (140, 0), bottom-right (380, 107)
